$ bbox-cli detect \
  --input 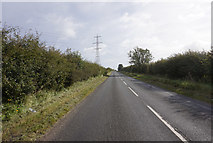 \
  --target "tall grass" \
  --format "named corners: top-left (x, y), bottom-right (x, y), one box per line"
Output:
top-left (2, 75), bottom-right (108, 141)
